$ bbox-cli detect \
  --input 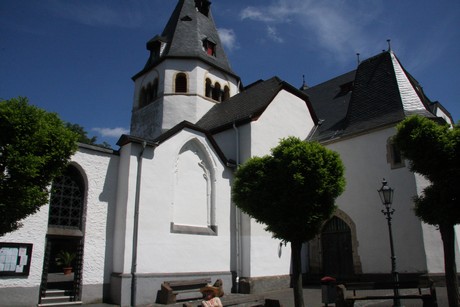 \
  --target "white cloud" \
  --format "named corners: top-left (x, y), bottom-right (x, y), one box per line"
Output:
top-left (92, 127), bottom-right (129, 138)
top-left (218, 28), bottom-right (238, 51)
top-left (240, 7), bottom-right (275, 22)
top-left (239, 0), bottom-right (385, 63)
top-left (267, 26), bottom-right (284, 43)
